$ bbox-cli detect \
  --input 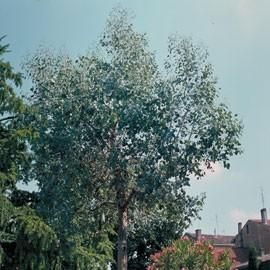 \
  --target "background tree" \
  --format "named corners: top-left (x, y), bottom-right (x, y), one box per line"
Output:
top-left (25, 8), bottom-right (242, 270)
top-left (0, 37), bottom-right (61, 269)
top-left (0, 35), bottom-right (28, 193)
top-left (24, 51), bottom-right (116, 268)
top-left (249, 247), bottom-right (259, 270)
